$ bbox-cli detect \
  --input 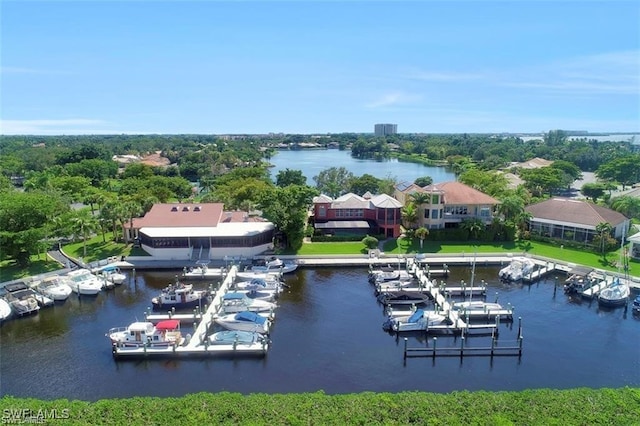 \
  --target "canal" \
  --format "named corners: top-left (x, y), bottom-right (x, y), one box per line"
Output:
top-left (0, 265), bottom-right (638, 401)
